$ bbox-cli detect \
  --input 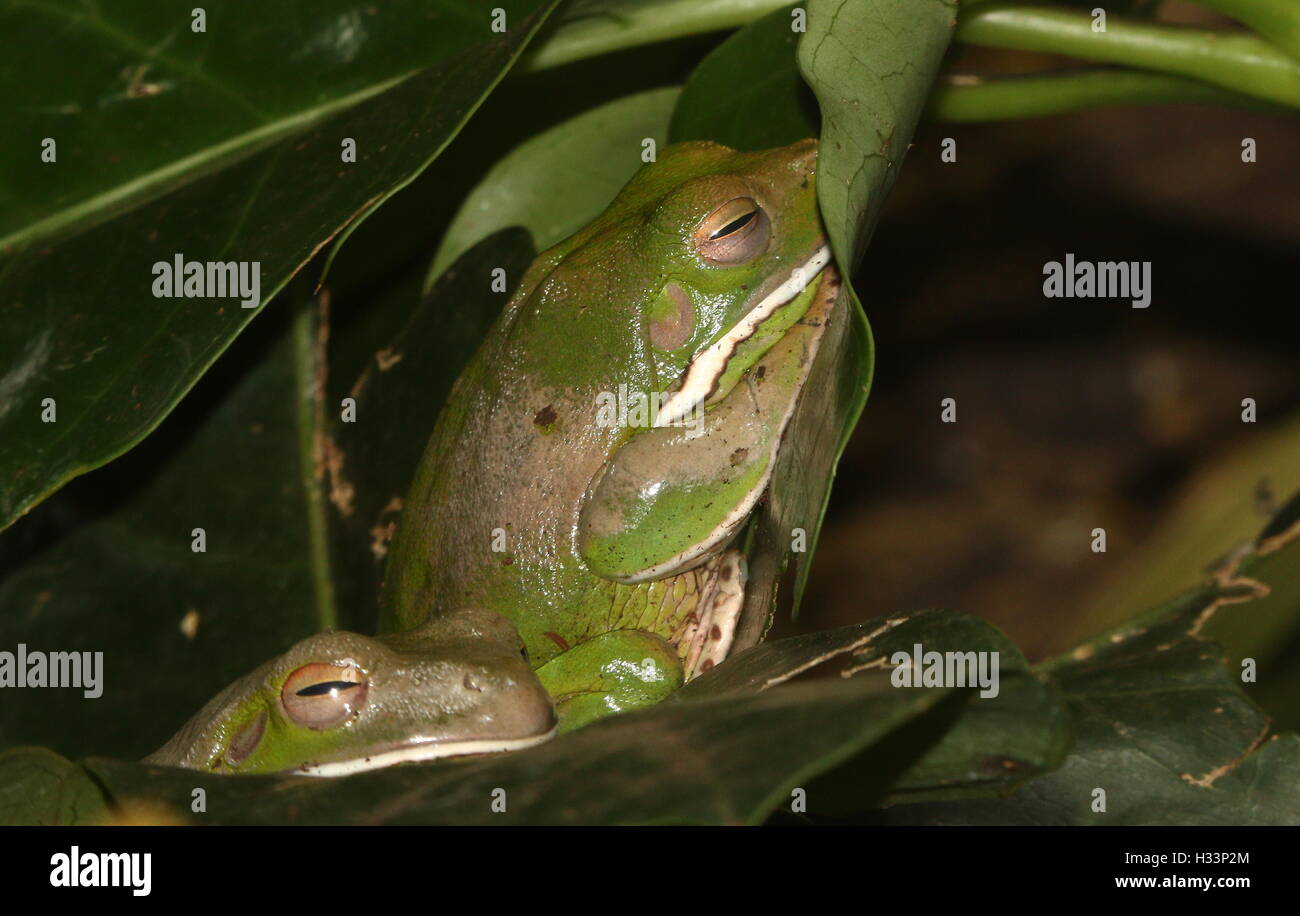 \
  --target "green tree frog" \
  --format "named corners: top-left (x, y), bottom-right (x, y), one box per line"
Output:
top-left (147, 139), bottom-right (841, 776)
